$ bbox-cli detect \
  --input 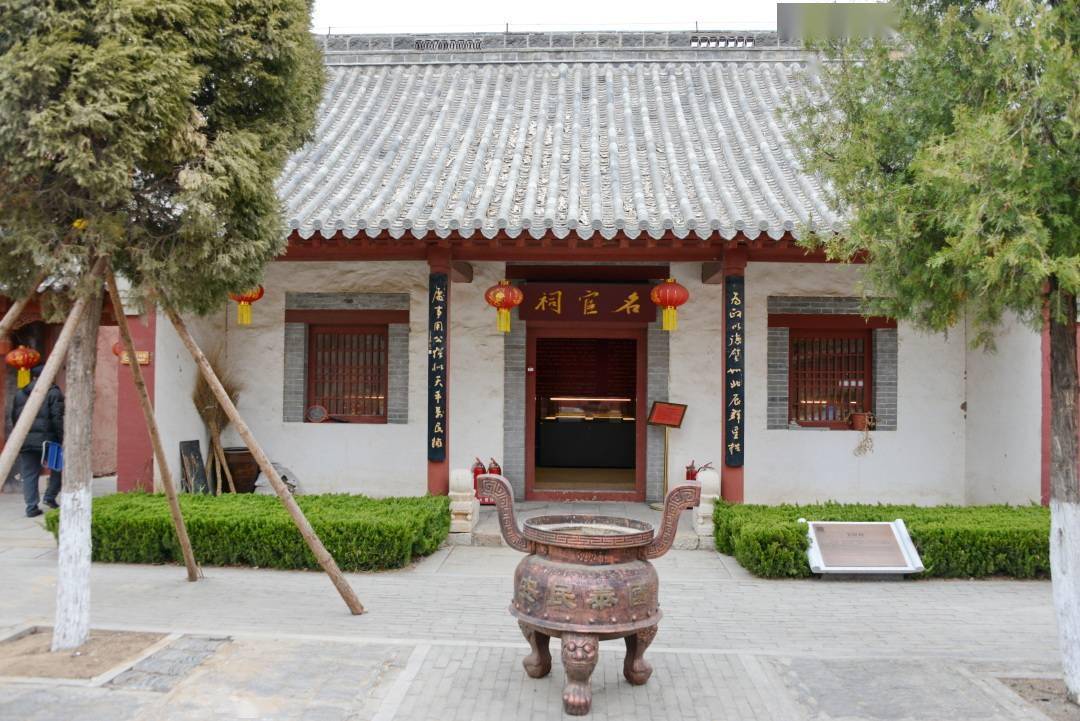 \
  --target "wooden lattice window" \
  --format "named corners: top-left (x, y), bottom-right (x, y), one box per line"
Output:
top-left (788, 329), bottom-right (873, 428)
top-left (306, 325), bottom-right (389, 423)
